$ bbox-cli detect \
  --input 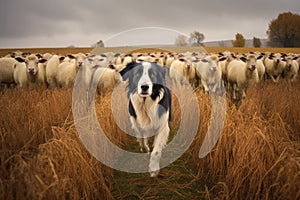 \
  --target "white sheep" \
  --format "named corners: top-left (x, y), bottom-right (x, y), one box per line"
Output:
top-left (114, 54), bottom-right (133, 65)
top-left (90, 66), bottom-right (121, 95)
top-left (169, 57), bottom-right (197, 87)
top-left (13, 55), bottom-right (47, 88)
top-left (283, 56), bottom-right (299, 82)
top-left (264, 53), bottom-right (285, 82)
top-left (0, 57), bottom-right (17, 88)
top-left (56, 54), bottom-right (86, 88)
top-left (194, 55), bottom-right (222, 93)
top-left (227, 55), bottom-right (259, 100)
top-left (45, 55), bottom-right (62, 88)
